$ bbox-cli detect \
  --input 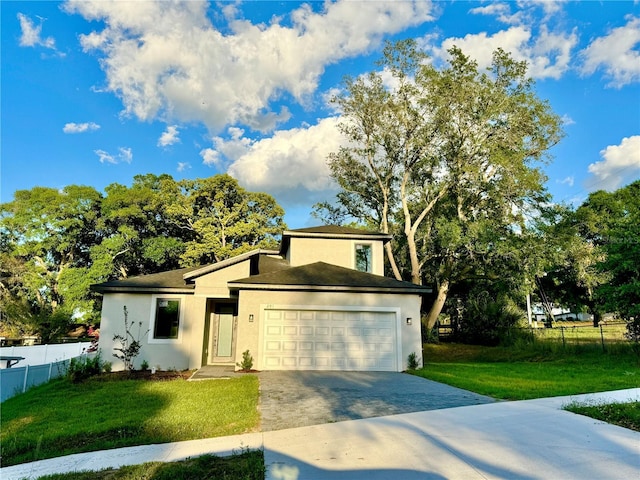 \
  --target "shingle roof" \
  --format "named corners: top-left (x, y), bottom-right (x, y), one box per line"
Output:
top-left (228, 261), bottom-right (431, 294)
top-left (91, 266), bottom-right (199, 293)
